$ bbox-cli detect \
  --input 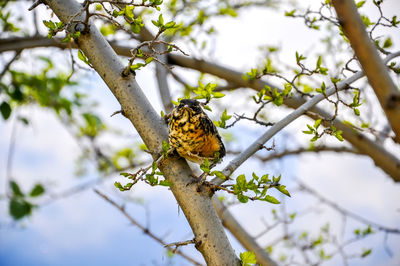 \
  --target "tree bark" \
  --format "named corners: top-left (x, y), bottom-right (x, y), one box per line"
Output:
top-left (332, 0), bottom-right (400, 143)
top-left (1, 36), bottom-right (399, 181)
top-left (42, 0), bottom-right (240, 264)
